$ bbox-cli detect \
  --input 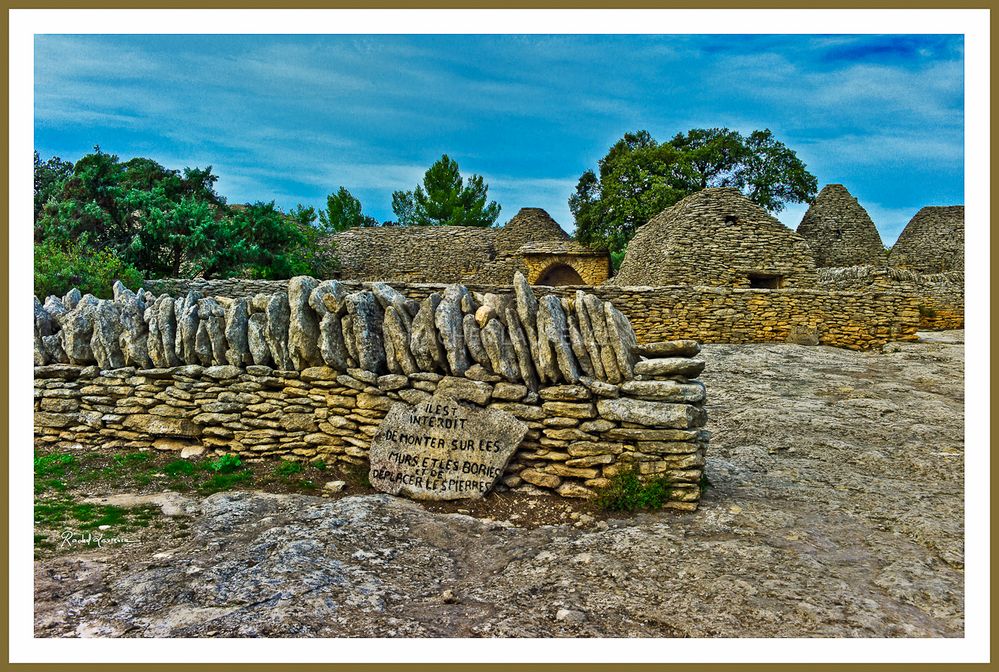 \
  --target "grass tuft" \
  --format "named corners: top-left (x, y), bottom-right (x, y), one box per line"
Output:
top-left (34, 453), bottom-right (75, 477)
top-left (597, 468), bottom-right (673, 512)
top-left (274, 461), bottom-right (304, 476)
